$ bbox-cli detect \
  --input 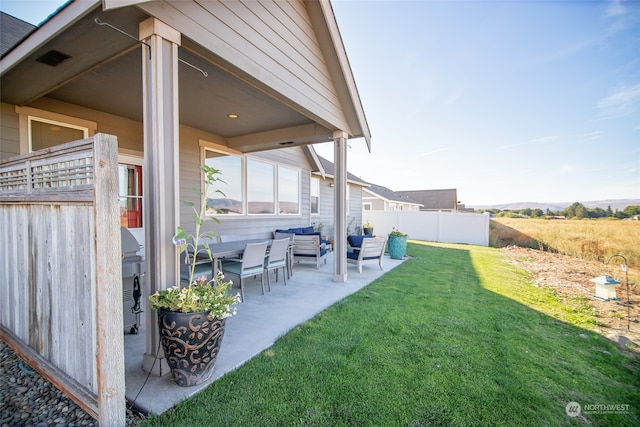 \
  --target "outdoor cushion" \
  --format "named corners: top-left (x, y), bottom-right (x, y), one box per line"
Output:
top-left (347, 234), bottom-right (372, 248)
top-left (296, 247), bottom-right (327, 257)
top-left (301, 226), bottom-right (315, 234)
top-left (289, 227), bottom-right (304, 234)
